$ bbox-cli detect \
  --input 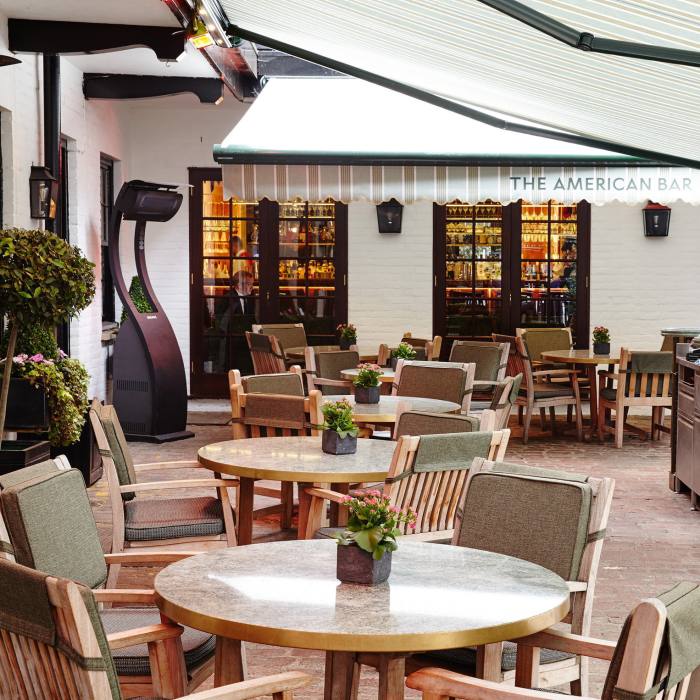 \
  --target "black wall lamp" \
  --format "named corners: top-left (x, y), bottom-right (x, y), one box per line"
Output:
top-left (29, 166), bottom-right (58, 219)
top-left (0, 54), bottom-right (21, 67)
top-left (376, 198), bottom-right (403, 234)
top-left (643, 201), bottom-right (671, 237)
